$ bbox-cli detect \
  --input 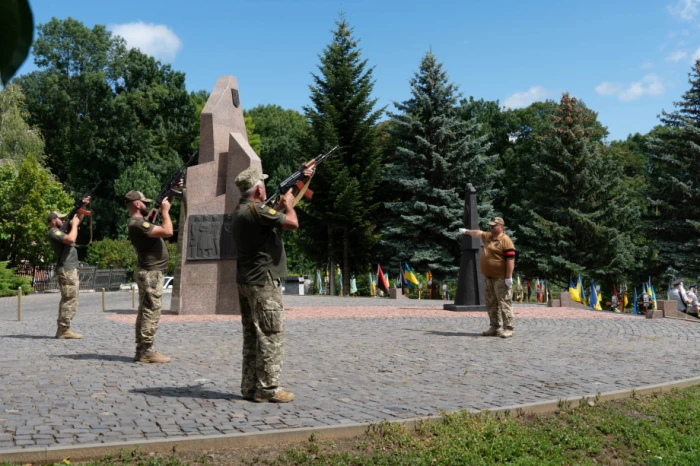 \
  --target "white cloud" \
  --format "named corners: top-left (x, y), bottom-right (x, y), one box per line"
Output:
top-left (595, 74), bottom-right (665, 101)
top-left (668, 0), bottom-right (700, 21)
top-left (109, 22), bottom-right (182, 62)
top-left (502, 86), bottom-right (551, 109)
top-left (667, 50), bottom-right (688, 61)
